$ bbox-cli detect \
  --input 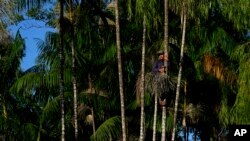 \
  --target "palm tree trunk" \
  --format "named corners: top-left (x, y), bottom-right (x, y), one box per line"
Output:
top-left (163, 0), bottom-right (169, 62)
top-left (59, 0), bottom-right (65, 140)
top-left (69, 0), bottom-right (78, 140)
top-left (161, 0), bottom-right (169, 140)
top-left (182, 81), bottom-right (187, 141)
top-left (72, 43), bottom-right (78, 140)
top-left (114, 0), bottom-right (127, 140)
top-left (171, 2), bottom-right (187, 141)
top-left (161, 106), bottom-right (167, 141)
top-left (91, 107), bottom-right (96, 139)
top-left (139, 15), bottom-right (146, 141)
top-left (152, 93), bottom-right (158, 141)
